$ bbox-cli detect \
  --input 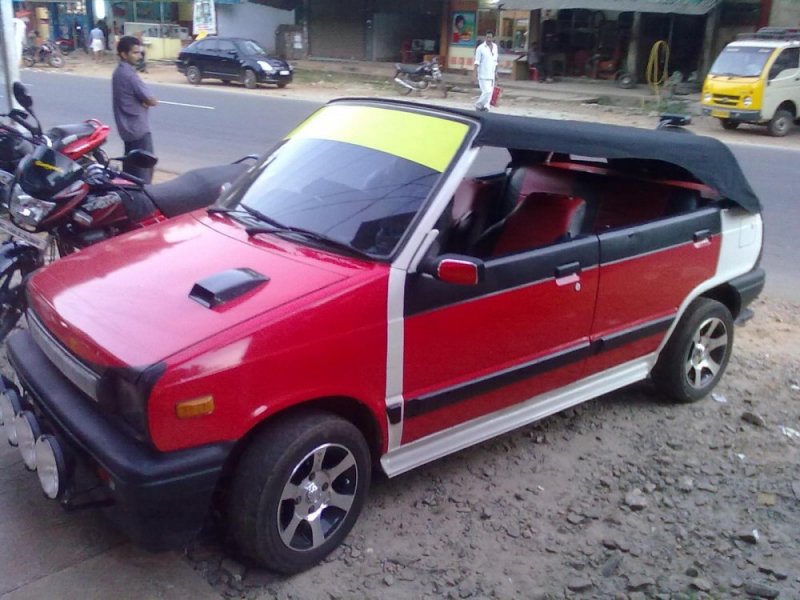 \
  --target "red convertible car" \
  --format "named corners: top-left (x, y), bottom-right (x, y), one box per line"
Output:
top-left (0, 99), bottom-right (764, 573)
